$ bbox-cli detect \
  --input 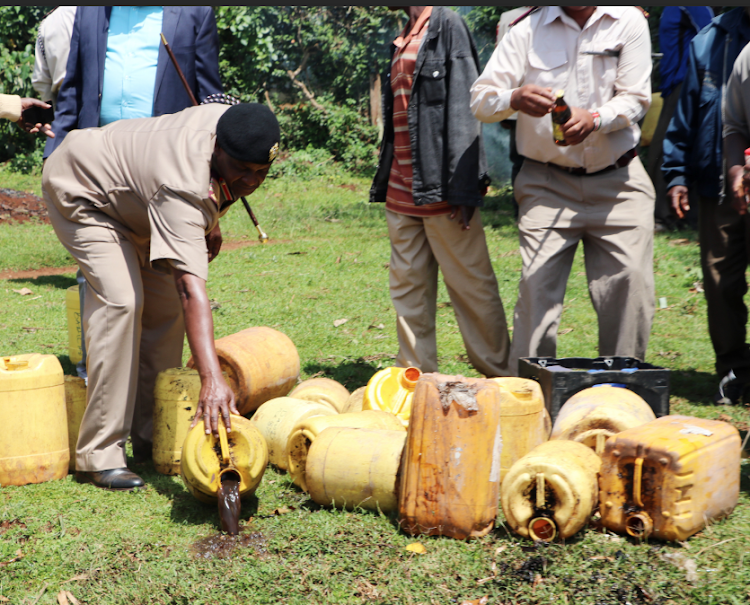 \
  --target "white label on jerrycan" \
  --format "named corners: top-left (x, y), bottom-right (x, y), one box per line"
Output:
top-left (680, 425), bottom-right (713, 437)
top-left (489, 423), bottom-right (503, 483)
